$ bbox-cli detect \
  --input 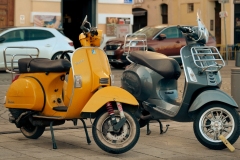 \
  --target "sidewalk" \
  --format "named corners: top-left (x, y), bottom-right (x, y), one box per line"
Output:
top-left (0, 61), bottom-right (239, 159)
